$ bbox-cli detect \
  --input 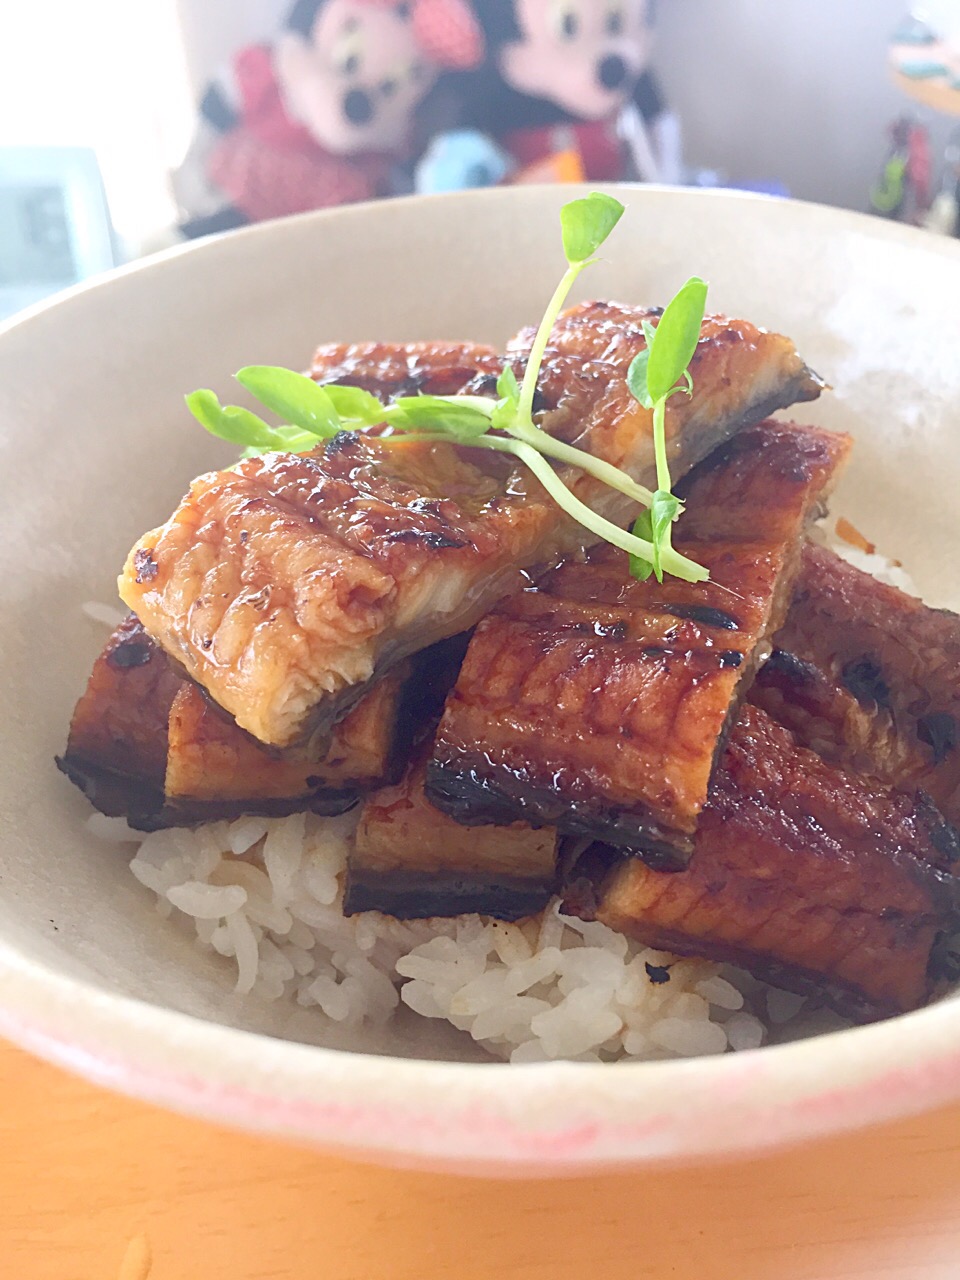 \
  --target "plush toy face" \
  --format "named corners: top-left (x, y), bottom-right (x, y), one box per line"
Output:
top-left (499, 0), bottom-right (652, 121)
top-left (276, 0), bottom-right (439, 156)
